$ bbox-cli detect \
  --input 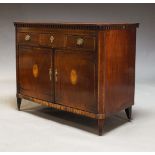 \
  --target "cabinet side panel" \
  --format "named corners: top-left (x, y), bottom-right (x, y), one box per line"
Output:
top-left (105, 29), bottom-right (136, 115)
